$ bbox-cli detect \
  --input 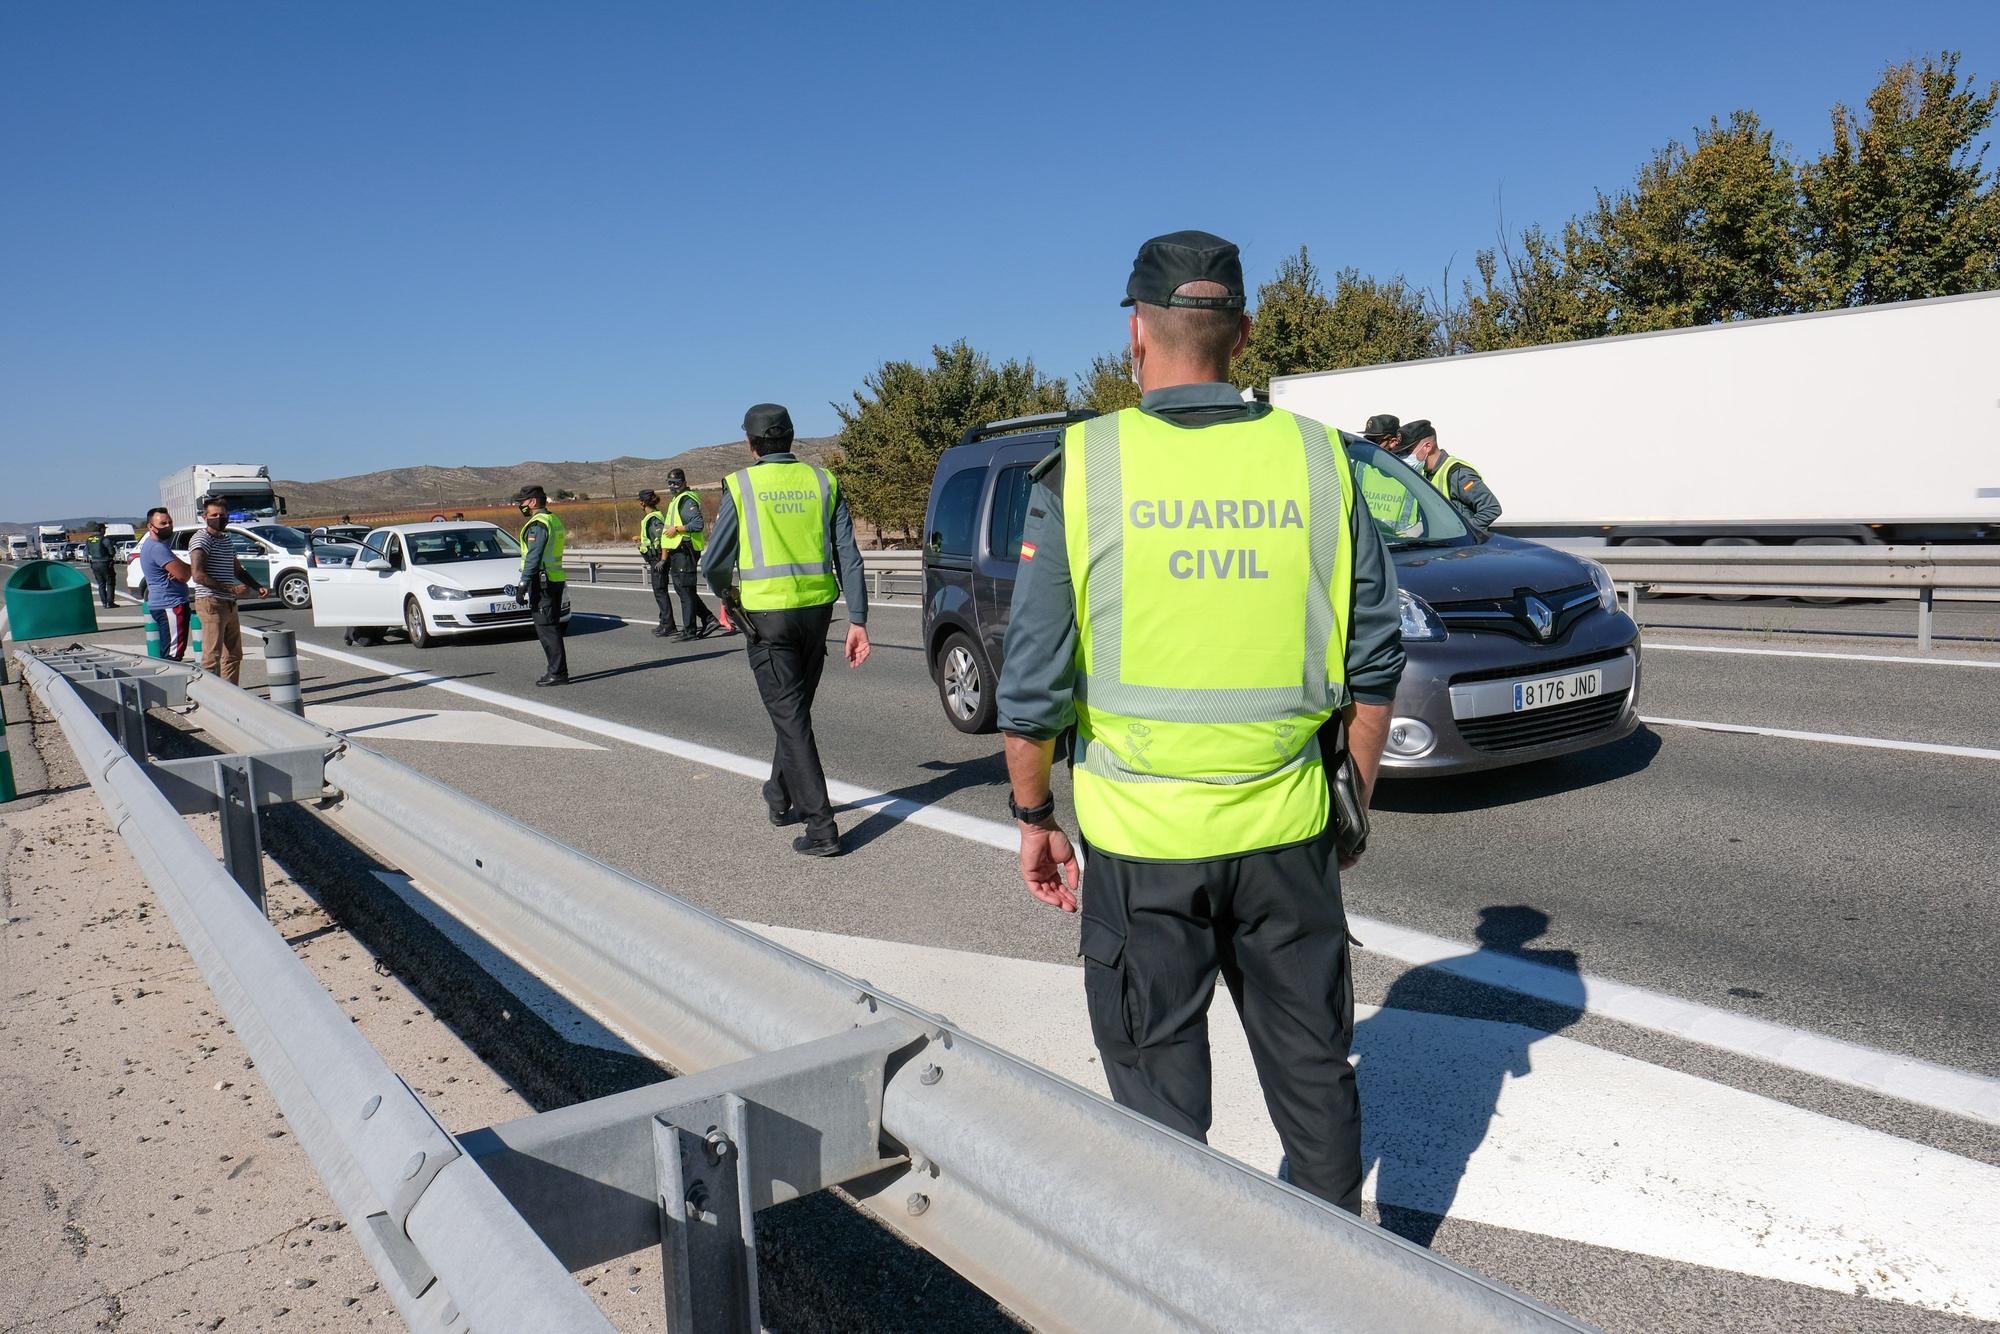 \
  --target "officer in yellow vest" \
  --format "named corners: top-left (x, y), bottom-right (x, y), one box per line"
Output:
top-left (635, 487), bottom-right (678, 637)
top-left (996, 231), bottom-right (1406, 1214)
top-left (700, 404), bottom-right (871, 855)
top-left (1395, 419), bottom-right (1502, 531)
top-left (517, 485), bottom-right (569, 685)
top-left (661, 467), bottom-right (720, 640)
